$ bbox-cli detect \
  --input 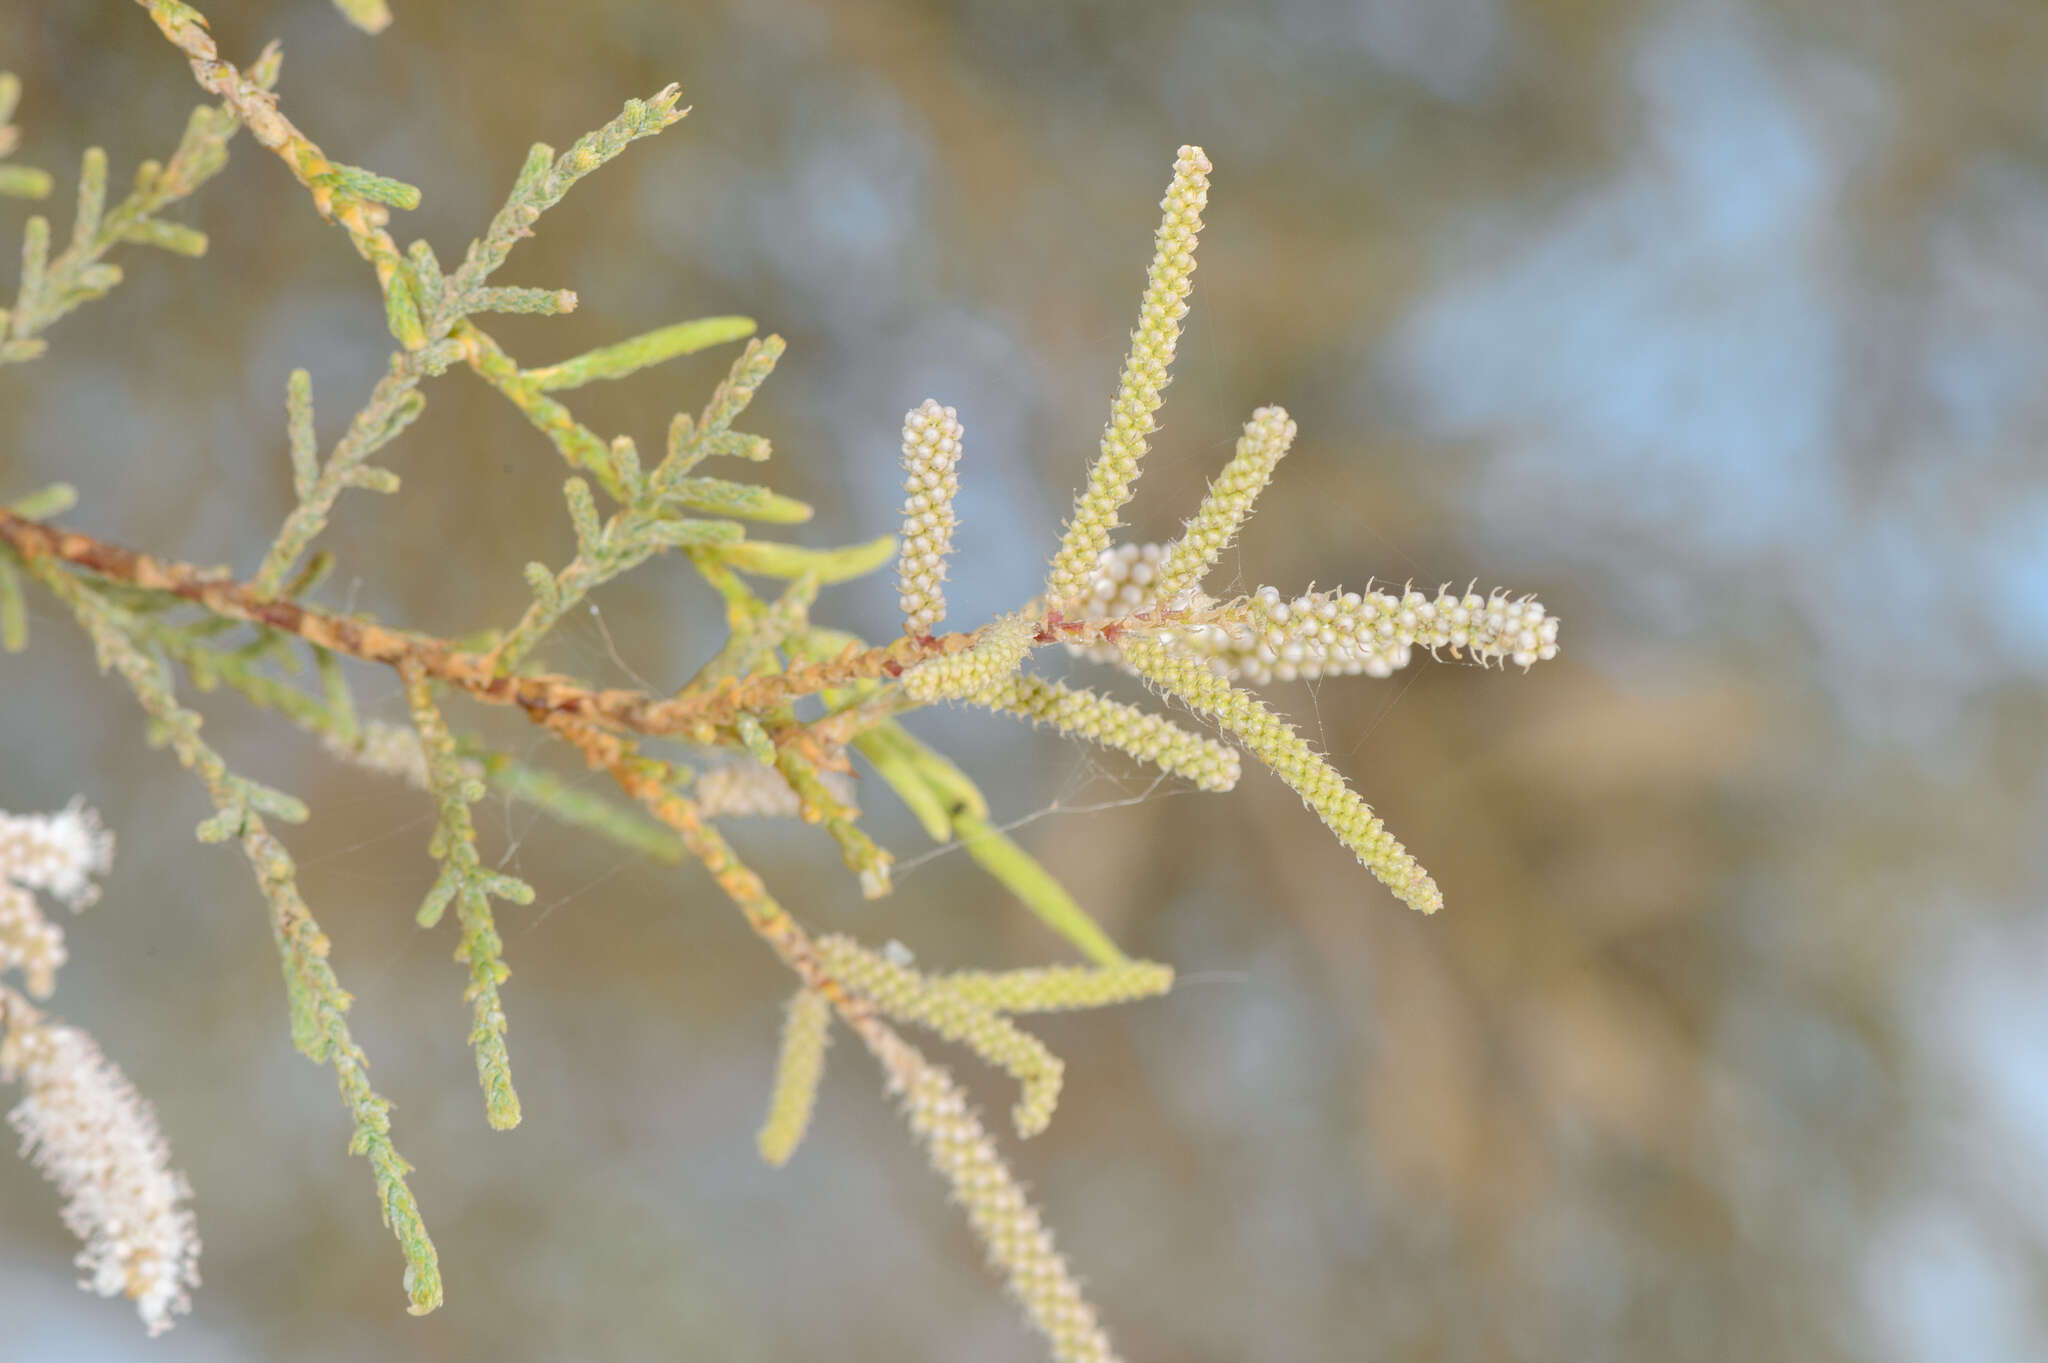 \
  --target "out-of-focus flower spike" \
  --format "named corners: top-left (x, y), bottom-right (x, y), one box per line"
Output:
top-left (0, 799), bottom-right (113, 999)
top-left (864, 1024), bottom-right (1120, 1363)
top-left (756, 987), bottom-right (832, 1168)
top-left (936, 959), bottom-right (1174, 1014)
top-left (0, 798), bottom-right (112, 909)
top-left (818, 935), bottom-right (1062, 1138)
top-left (0, 991), bottom-right (201, 1336)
